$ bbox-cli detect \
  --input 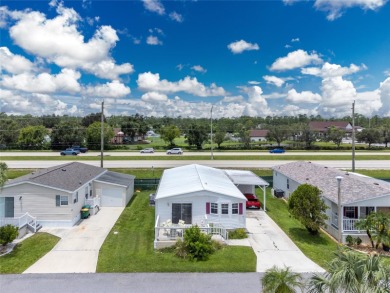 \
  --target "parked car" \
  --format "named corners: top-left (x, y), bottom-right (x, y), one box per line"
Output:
top-left (60, 149), bottom-right (78, 156)
top-left (166, 148), bottom-right (183, 155)
top-left (269, 148), bottom-right (285, 154)
top-left (244, 193), bottom-right (261, 209)
top-left (66, 148), bottom-right (80, 154)
top-left (140, 148), bottom-right (154, 153)
top-left (71, 145), bottom-right (88, 153)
